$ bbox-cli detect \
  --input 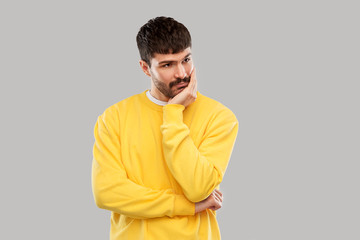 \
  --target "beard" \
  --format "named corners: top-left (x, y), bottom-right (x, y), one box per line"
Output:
top-left (152, 75), bottom-right (191, 99)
